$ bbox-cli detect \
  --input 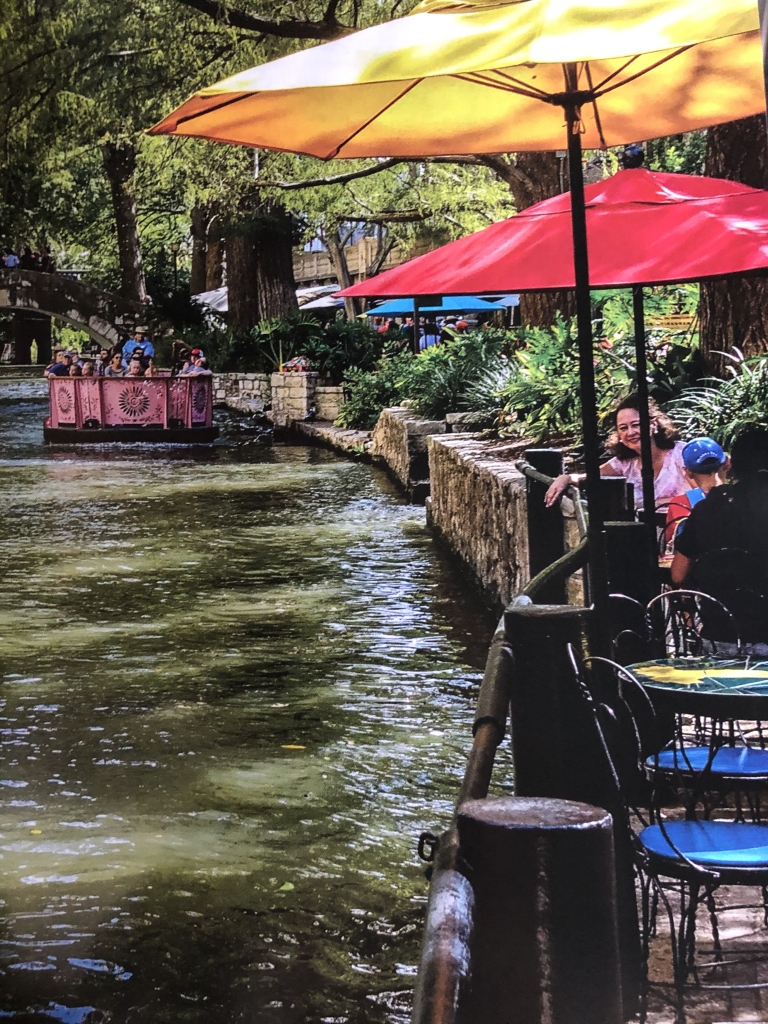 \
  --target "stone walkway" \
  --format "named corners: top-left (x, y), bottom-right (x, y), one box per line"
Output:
top-left (644, 882), bottom-right (768, 1022)
top-left (292, 419), bottom-right (372, 456)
